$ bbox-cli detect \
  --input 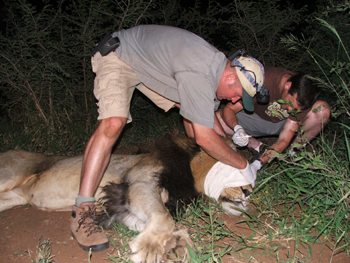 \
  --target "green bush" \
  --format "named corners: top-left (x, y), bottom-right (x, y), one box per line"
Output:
top-left (0, 0), bottom-right (308, 152)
